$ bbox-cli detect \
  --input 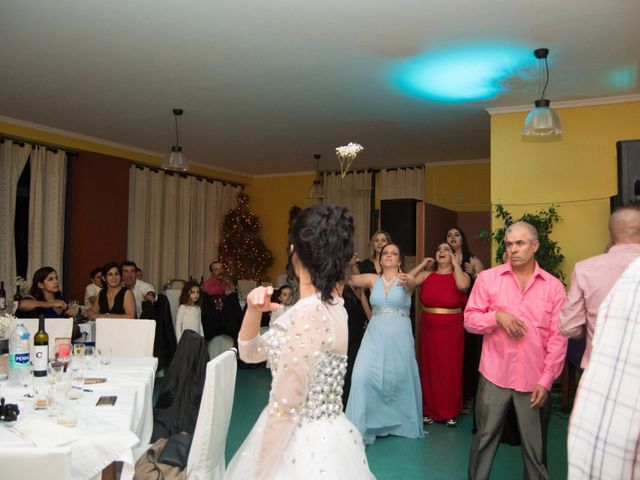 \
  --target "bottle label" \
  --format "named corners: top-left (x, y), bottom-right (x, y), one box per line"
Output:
top-left (0, 298), bottom-right (5, 309)
top-left (9, 352), bottom-right (30, 369)
top-left (33, 345), bottom-right (48, 372)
